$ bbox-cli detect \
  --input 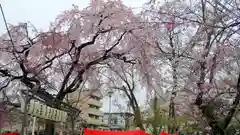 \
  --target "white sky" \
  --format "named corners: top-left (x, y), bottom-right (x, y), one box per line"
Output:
top-left (0, 0), bottom-right (147, 32)
top-left (0, 0), bottom-right (148, 112)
